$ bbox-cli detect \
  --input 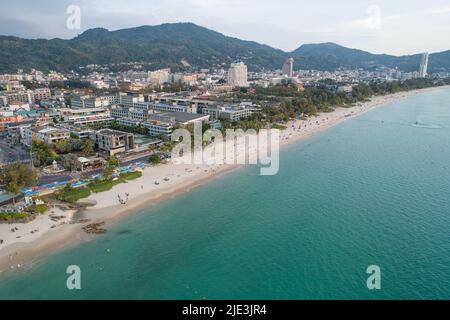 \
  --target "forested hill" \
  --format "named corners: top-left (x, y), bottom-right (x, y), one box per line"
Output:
top-left (0, 23), bottom-right (449, 73)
